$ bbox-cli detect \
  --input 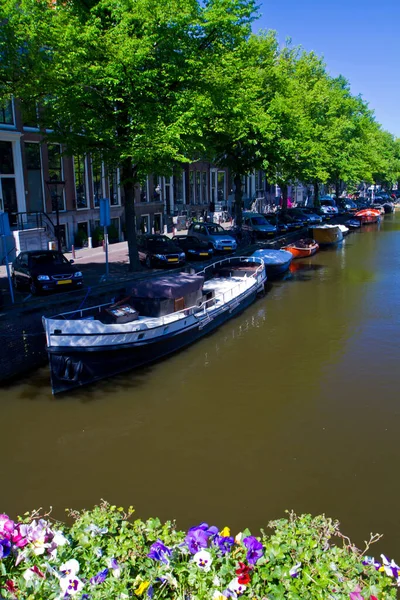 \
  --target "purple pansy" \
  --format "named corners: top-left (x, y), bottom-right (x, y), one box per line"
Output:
top-left (148, 540), bottom-right (172, 564)
top-left (362, 556), bottom-right (381, 571)
top-left (0, 515), bottom-right (15, 541)
top-left (185, 528), bottom-right (209, 554)
top-left (90, 568), bottom-right (108, 585)
top-left (243, 536), bottom-right (263, 565)
top-left (0, 539), bottom-right (11, 559)
top-left (216, 535), bottom-right (235, 555)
